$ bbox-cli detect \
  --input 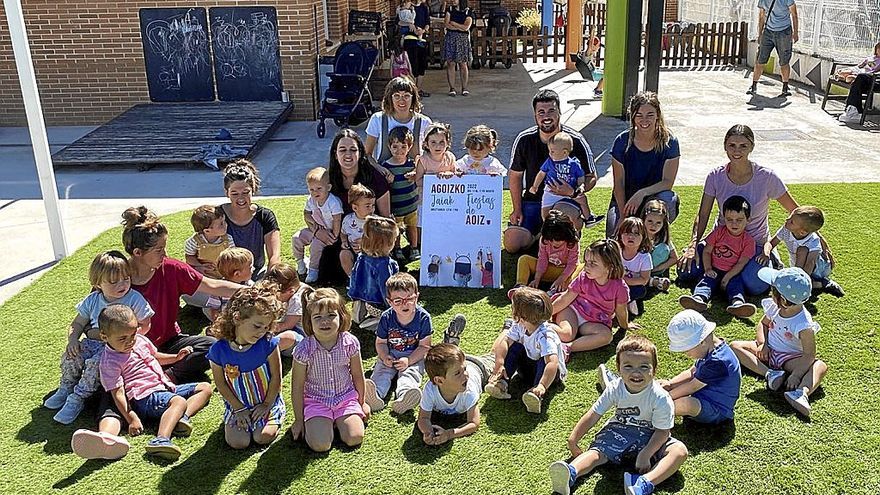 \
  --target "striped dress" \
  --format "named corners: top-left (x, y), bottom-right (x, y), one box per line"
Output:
top-left (207, 336), bottom-right (286, 431)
